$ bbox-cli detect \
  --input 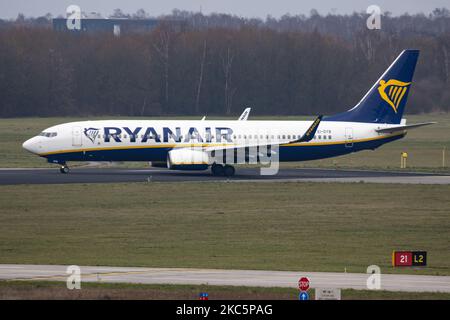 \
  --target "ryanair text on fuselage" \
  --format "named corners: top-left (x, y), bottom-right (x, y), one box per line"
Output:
top-left (96, 127), bottom-right (233, 144)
